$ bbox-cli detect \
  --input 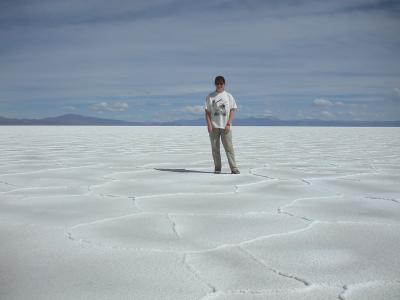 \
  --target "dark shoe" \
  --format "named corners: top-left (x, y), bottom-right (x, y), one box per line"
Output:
top-left (214, 169), bottom-right (221, 174)
top-left (231, 169), bottom-right (240, 174)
